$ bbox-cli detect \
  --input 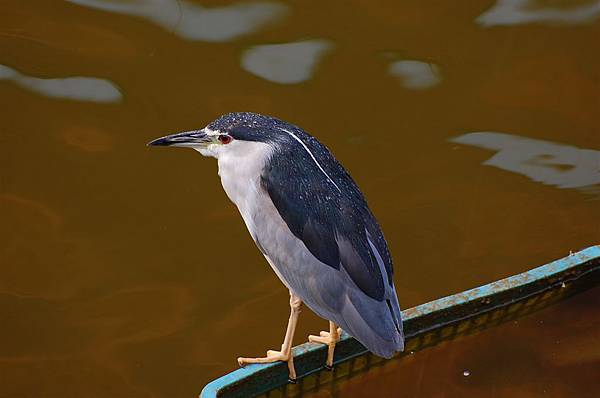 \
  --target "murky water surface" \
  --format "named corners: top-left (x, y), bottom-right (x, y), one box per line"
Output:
top-left (303, 286), bottom-right (600, 398)
top-left (1, 1), bottom-right (599, 397)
